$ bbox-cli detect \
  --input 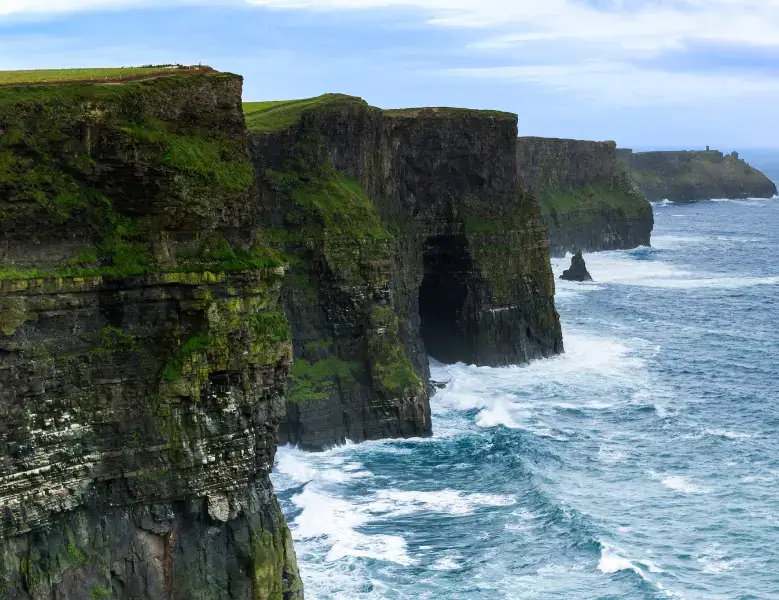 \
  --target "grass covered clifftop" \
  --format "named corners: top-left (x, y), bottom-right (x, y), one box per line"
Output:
top-left (243, 93), bottom-right (516, 133)
top-left (0, 64), bottom-right (215, 86)
top-left (244, 94), bottom-right (367, 132)
top-left (0, 65), bottom-right (280, 280)
top-left (623, 148), bottom-right (778, 202)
